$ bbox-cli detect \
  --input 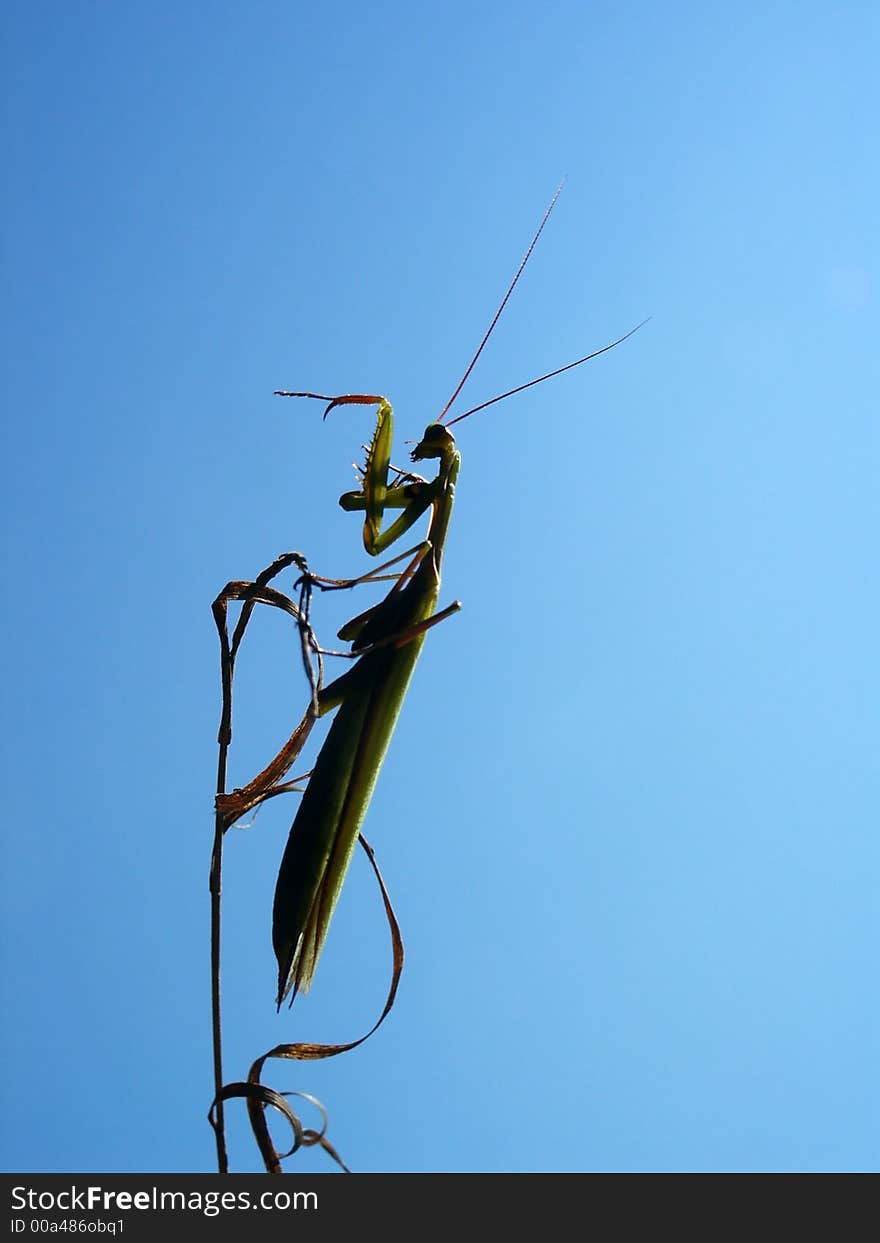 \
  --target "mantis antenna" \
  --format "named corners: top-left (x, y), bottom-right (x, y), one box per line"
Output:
top-left (444, 318), bottom-right (650, 428)
top-left (436, 178), bottom-right (566, 424)
top-left (434, 179), bottom-right (647, 428)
